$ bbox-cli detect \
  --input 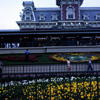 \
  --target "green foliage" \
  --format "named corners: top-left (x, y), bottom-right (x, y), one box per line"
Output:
top-left (0, 76), bottom-right (99, 100)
